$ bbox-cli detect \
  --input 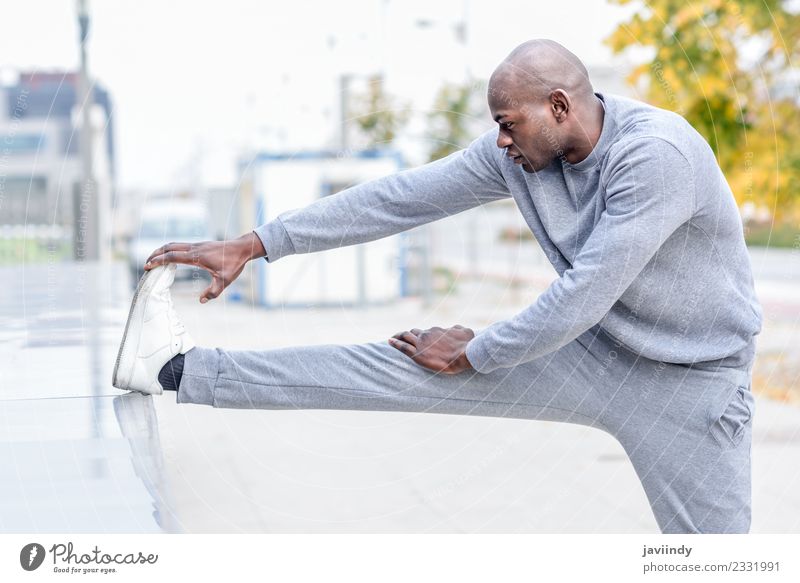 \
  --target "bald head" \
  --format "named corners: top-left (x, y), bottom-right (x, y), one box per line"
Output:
top-left (489, 39), bottom-right (594, 106)
top-left (486, 40), bottom-right (605, 173)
